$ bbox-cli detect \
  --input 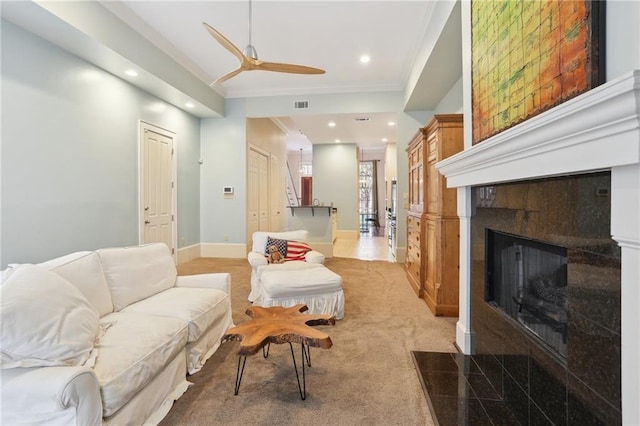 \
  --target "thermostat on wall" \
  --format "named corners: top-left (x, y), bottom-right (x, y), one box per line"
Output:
top-left (223, 186), bottom-right (234, 194)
